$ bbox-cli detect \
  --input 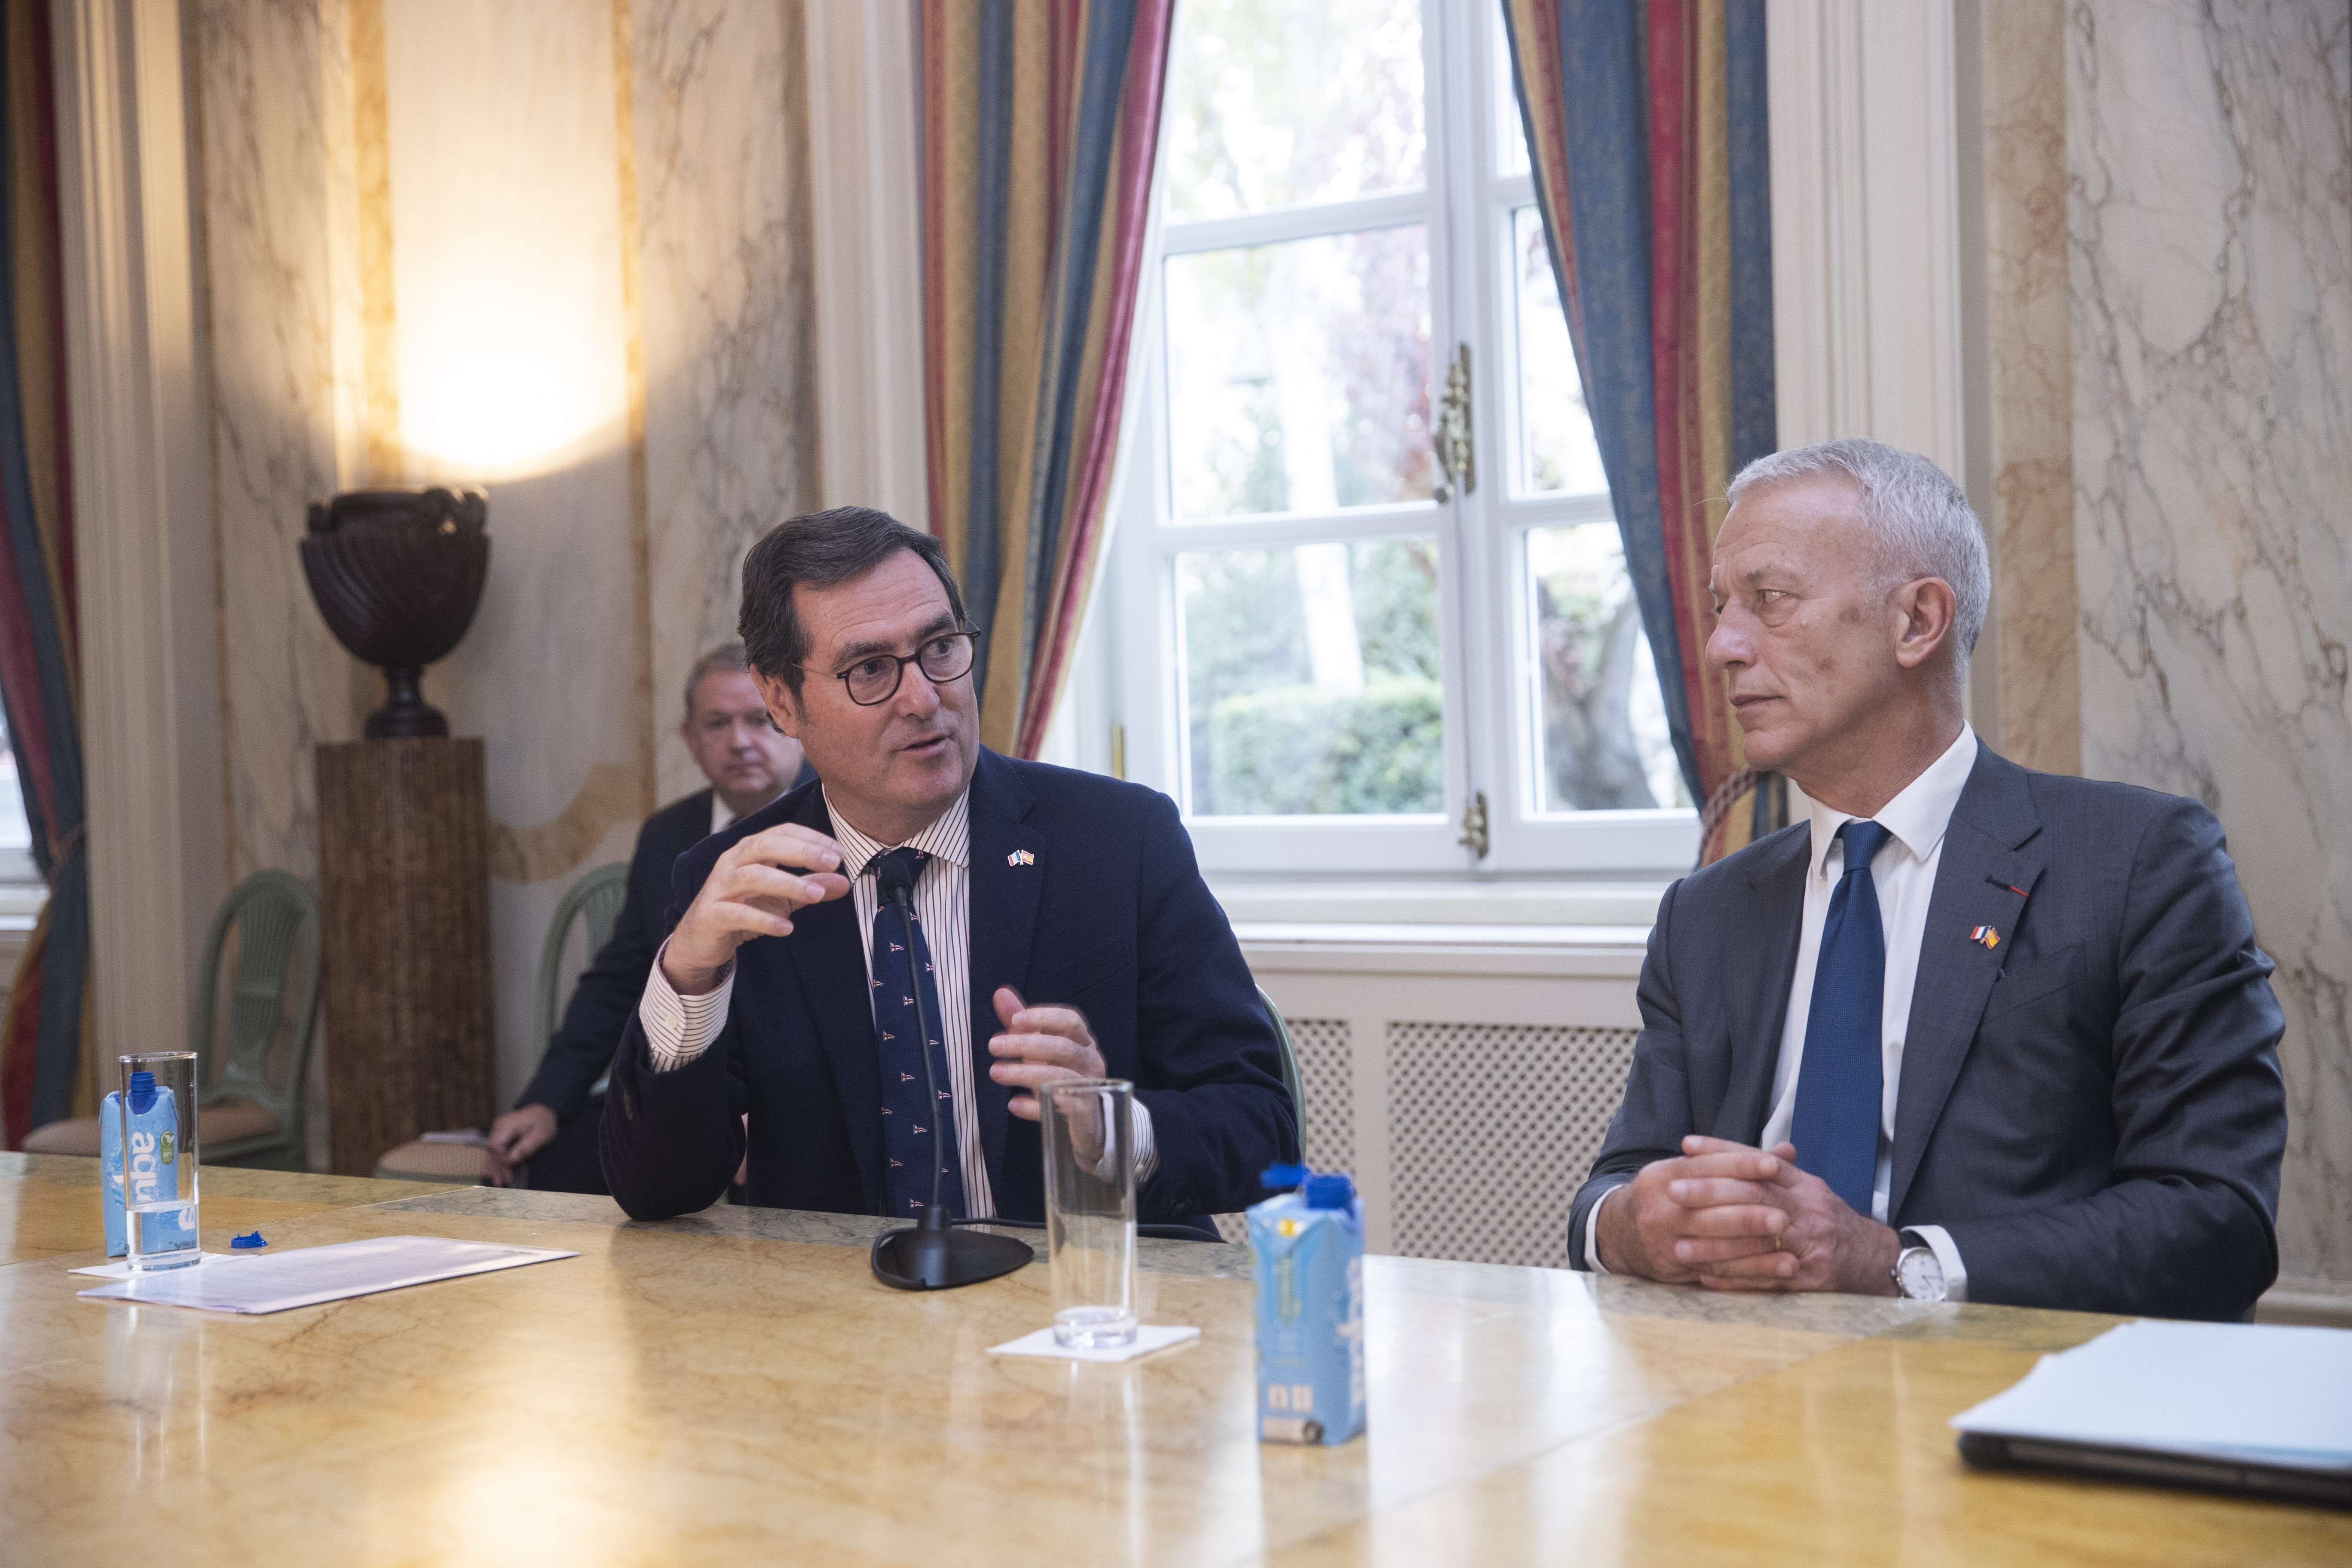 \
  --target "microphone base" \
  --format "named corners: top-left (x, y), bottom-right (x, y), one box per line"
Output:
top-left (870, 1207), bottom-right (1034, 1291)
